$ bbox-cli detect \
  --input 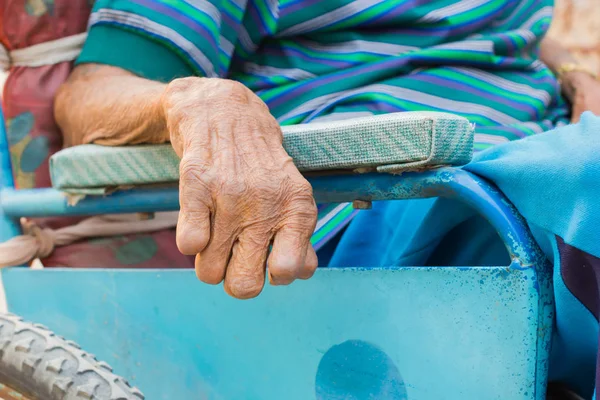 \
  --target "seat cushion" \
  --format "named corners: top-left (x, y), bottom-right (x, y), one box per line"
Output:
top-left (50, 112), bottom-right (474, 192)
